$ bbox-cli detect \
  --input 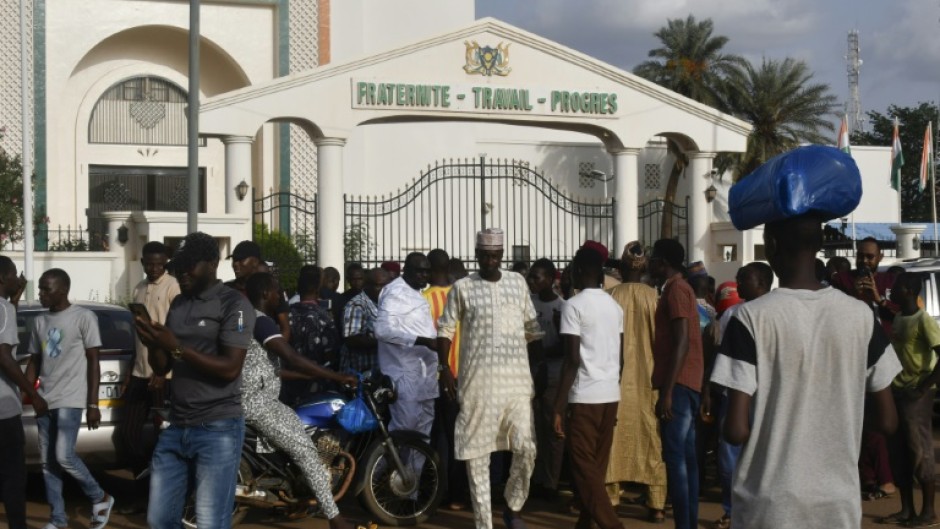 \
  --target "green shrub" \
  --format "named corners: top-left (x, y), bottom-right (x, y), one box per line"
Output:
top-left (254, 224), bottom-right (303, 295)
